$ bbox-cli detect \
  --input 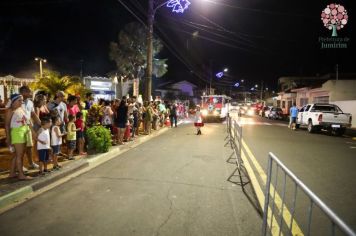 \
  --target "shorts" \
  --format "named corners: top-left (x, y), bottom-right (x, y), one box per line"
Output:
top-left (10, 126), bottom-right (29, 144)
top-left (291, 117), bottom-right (297, 123)
top-left (38, 149), bottom-right (50, 162)
top-left (67, 140), bottom-right (76, 150)
top-left (76, 131), bottom-right (84, 139)
top-left (52, 145), bottom-right (61, 155)
top-left (116, 122), bottom-right (126, 129)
